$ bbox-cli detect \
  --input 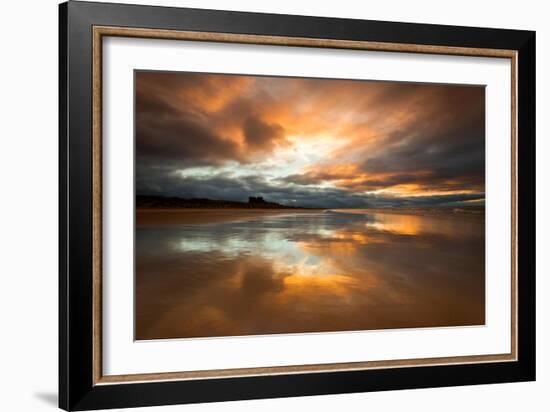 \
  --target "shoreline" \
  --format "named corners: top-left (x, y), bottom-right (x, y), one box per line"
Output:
top-left (136, 206), bottom-right (484, 226)
top-left (331, 207), bottom-right (485, 222)
top-left (136, 207), bottom-right (325, 226)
